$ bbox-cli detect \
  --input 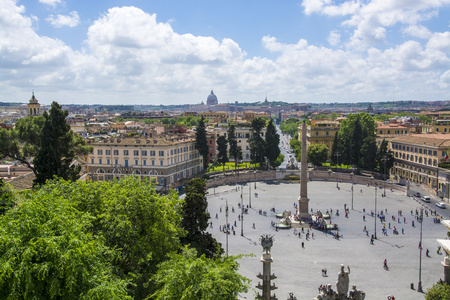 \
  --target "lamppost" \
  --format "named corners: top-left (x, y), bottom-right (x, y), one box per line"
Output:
top-left (220, 198), bottom-right (233, 256)
top-left (249, 182), bottom-right (252, 208)
top-left (418, 208), bottom-right (424, 292)
top-left (335, 151), bottom-right (341, 189)
top-left (254, 171), bottom-right (257, 189)
top-left (382, 155), bottom-right (387, 197)
top-left (374, 184), bottom-right (378, 239)
top-left (213, 176), bottom-right (216, 195)
top-left (350, 172), bottom-right (354, 210)
top-left (241, 189), bottom-right (244, 237)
